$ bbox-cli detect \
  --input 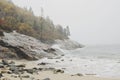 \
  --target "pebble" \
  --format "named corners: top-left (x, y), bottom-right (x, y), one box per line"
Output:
top-left (54, 69), bottom-right (64, 74)
top-left (22, 75), bottom-right (30, 78)
top-left (0, 73), bottom-right (3, 78)
top-left (76, 73), bottom-right (83, 76)
top-left (43, 78), bottom-right (50, 80)
top-left (2, 59), bottom-right (9, 65)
